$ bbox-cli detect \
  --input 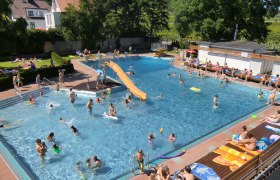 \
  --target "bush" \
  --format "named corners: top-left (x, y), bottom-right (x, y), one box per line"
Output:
top-left (0, 64), bottom-right (74, 91)
top-left (51, 52), bottom-right (66, 66)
